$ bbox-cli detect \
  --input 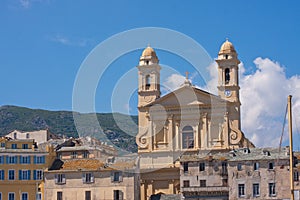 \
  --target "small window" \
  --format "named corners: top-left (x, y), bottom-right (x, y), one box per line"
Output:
top-left (183, 180), bottom-right (190, 187)
top-left (57, 192), bottom-right (62, 200)
top-left (221, 162), bottom-right (227, 174)
top-left (26, 133), bottom-right (30, 139)
top-left (0, 143), bottom-right (4, 147)
top-left (253, 183), bottom-right (260, 197)
top-left (8, 193), bottom-right (15, 200)
top-left (238, 184), bottom-right (245, 197)
top-left (34, 170), bottom-right (43, 180)
top-left (34, 156), bottom-right (45, 164)
top-left (183, 162), bottom-right (189, 173)
top-left (237, 163), bottom-right (242, 171)
top-left (268, 162), bottom-right (274, 170)
top-left (11, 144), bottom-right (17, 149)
top-left (225, 68), bottom-right (230, 84)
top-left (0, 170), bottom-right (4, 180)
top-left (254, 162), bottom-right (259, 171)
top-left (145, 75), bottom-right (151, 90)
top-left (22, 144), bottom-right (28, 149)
top-left (182, 126), bottom-right (194, 149)
top-left (85, 191), bottom-right (91, 200)
top-left (200, 180), bottom-right (206, 187)
top-left (20, 156), bottom-right (31, 164)
top-left (222, 178), bottom-right (228, 186)
top-left (8, 156), bottom-right (17, 164)
top-left (83, 151), bottom-right (89, 158)
top-left (0, 192), bottom-right (2, 200)
top-left (72, 152), bottom-right (77, 159)
top-left (112, 171), bottom-right (123, 182)
top-left (19, 170), bottom-right (31, 180)
top-left (8, 170), bottom-right (15, 180)
top-left (55, 174), bottom-right (66, 184)
top-left (21, 193), bottom-right (28, 200)
top-left (0, 156), bottom-right (4, 164)
top-left (199, 162), bottom-right (205, 171)
top-left (36, 193), bottom-right (42, 200)
top-left (294, 171), bottom-right (299, 181)
top-left (14, 132), bottom-right (17, 139)
top-left (113, 190), bottom-right (123, 200)
top-left (83, 173), bottom-right (94, 183)
top-left (269, 183), bottom-right (276, 196)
